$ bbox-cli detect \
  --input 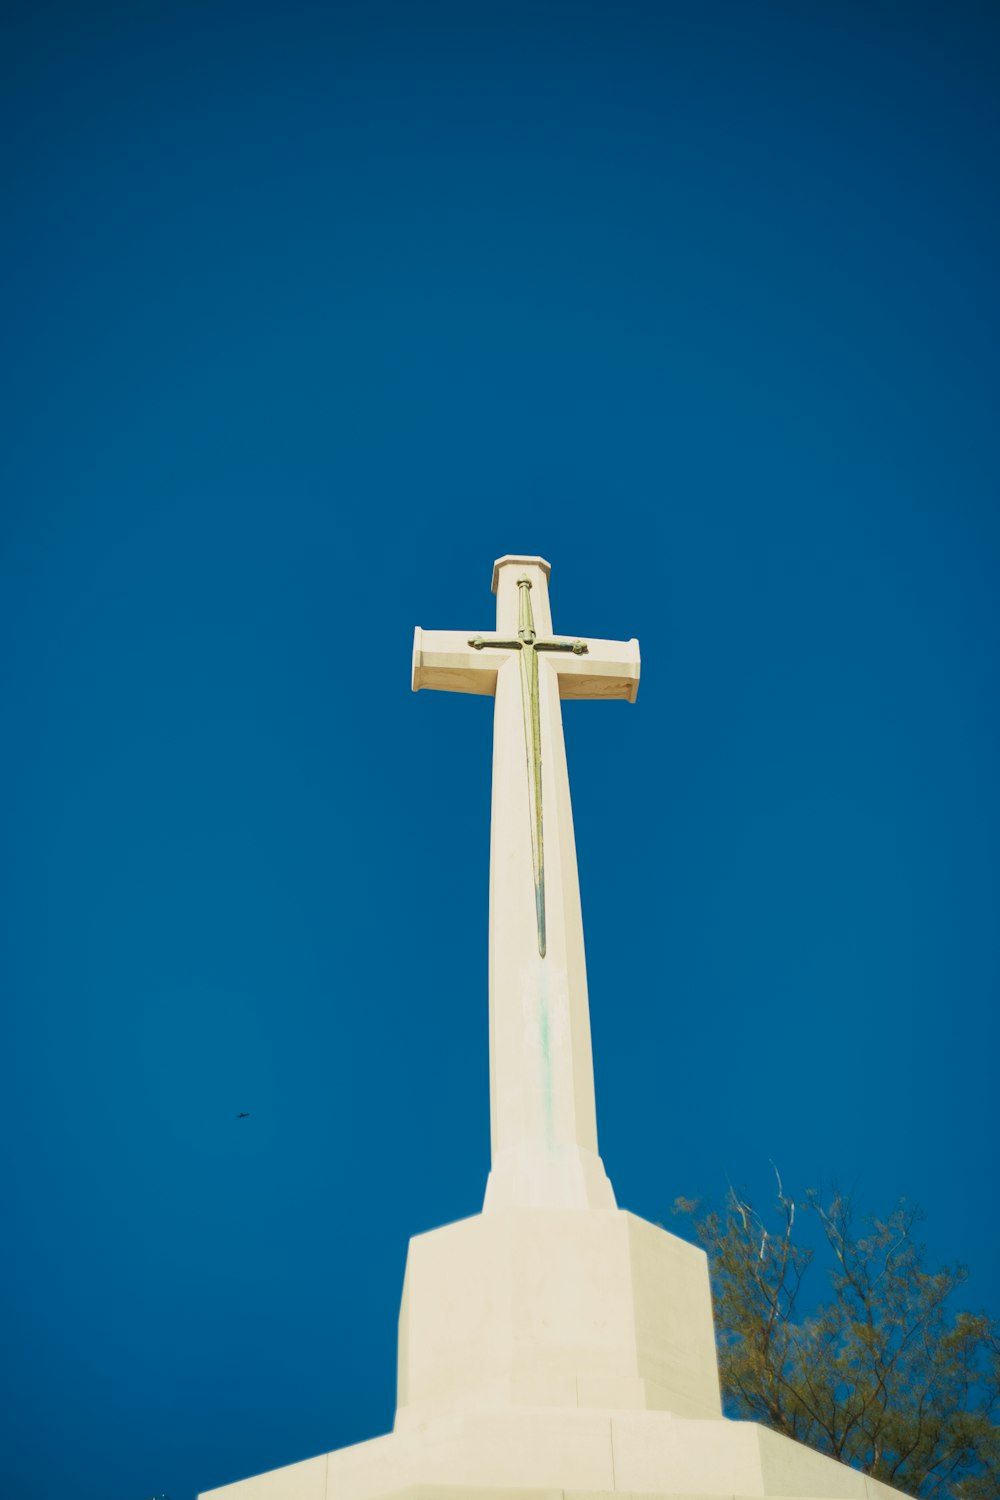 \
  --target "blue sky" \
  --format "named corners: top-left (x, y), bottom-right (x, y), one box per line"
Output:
top-left (3, 4), bottom-right (998, 1498)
